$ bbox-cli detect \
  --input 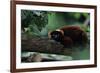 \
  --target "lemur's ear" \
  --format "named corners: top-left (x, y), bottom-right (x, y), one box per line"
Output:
top-left (56, 29), bottom-right (64, 35)
top-left (48, 31), bottom-right (51, 39)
